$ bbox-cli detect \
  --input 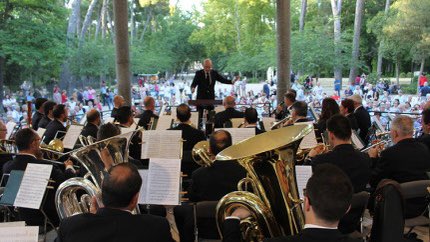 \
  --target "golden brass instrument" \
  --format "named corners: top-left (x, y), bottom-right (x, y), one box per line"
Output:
top-left (270, 115), bottom-right (291, 130)
top-left (40, 138), bottom-right (66, 160)
top-left (216, 124), bottom-right (313, 241)
top-left (0, 139), bottom-right (17, 154)
top-left (192, 140), bottom-right (213, 167)
top-left (78, 135), bottom-right (95, 146)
